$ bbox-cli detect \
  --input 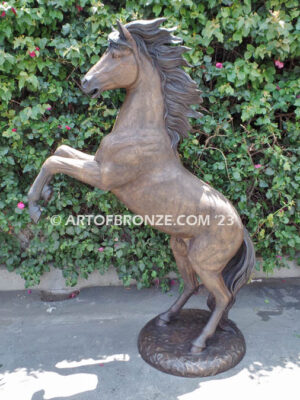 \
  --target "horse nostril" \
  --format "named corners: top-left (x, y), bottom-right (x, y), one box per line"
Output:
top-left (81, 78), bottom-right (88, 88)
